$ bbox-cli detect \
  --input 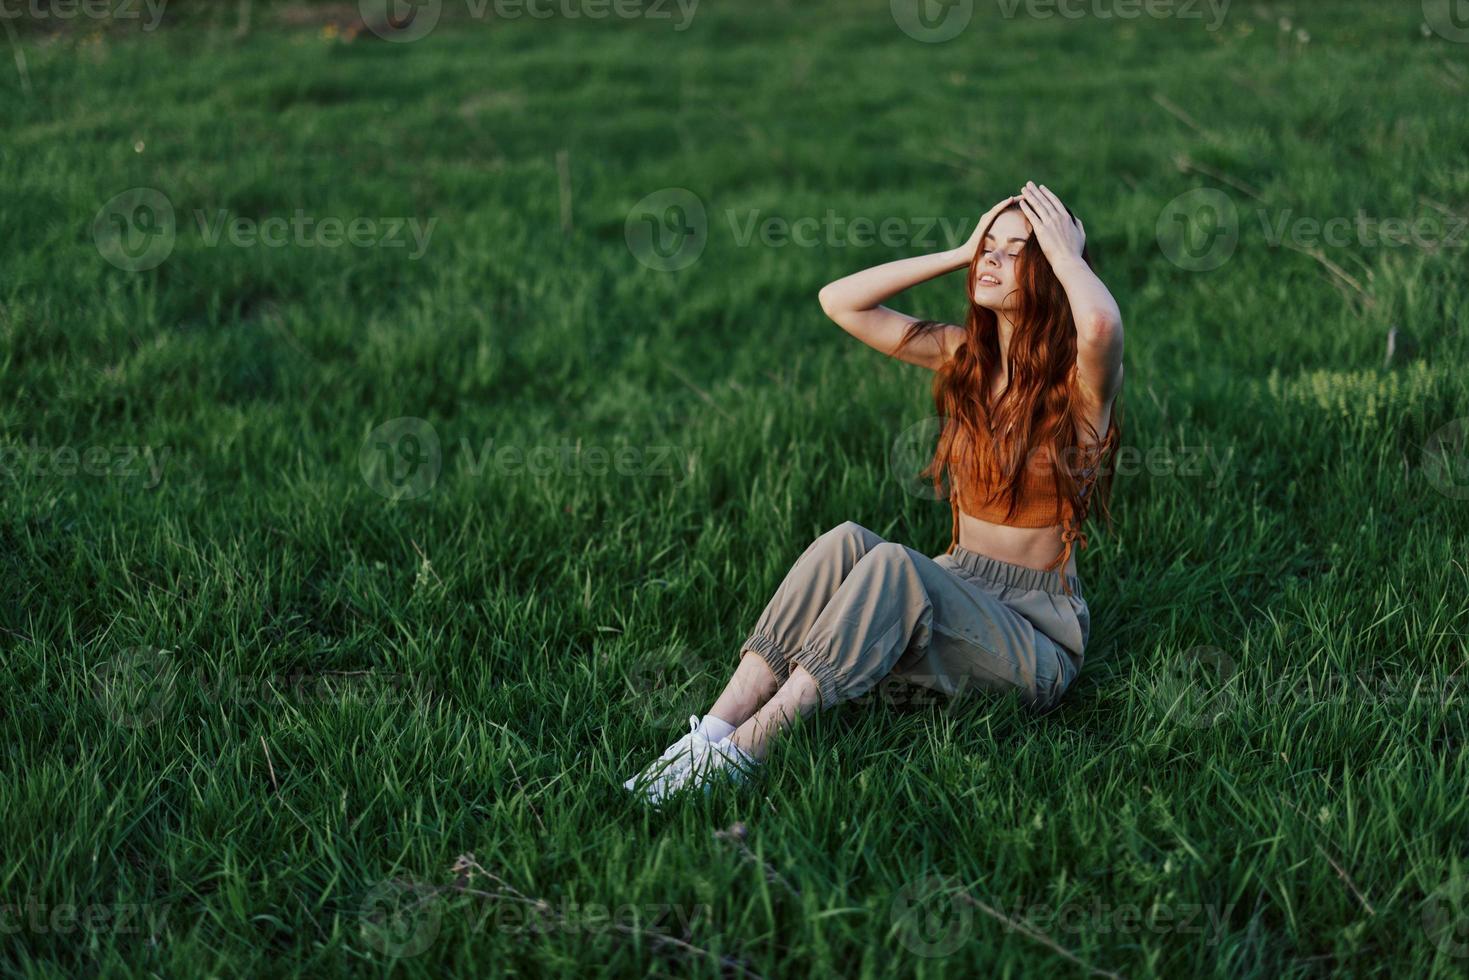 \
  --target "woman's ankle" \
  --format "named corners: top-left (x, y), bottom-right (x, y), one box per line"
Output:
top-left (697, 713), bottom-right (736, 742)
top-left (708, 657), bottom-right (782, 724)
